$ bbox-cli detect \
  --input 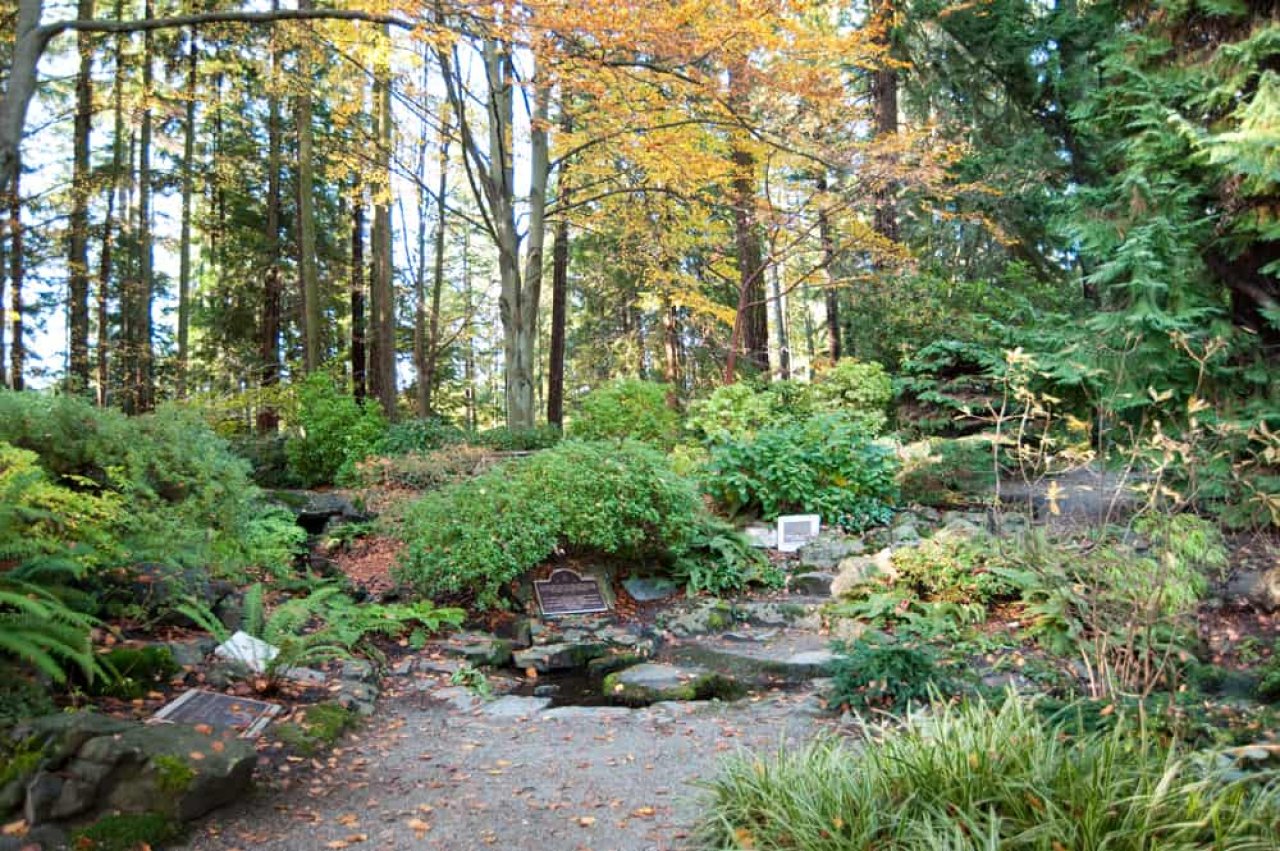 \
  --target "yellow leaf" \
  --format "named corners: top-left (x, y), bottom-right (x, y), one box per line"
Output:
top-left (734, 827), bottom-right (756, 848)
